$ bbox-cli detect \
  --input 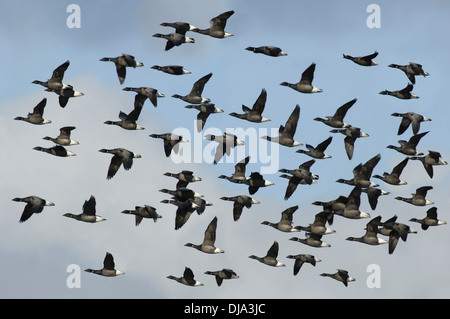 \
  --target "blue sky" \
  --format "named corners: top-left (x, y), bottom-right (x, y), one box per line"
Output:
top-left (1, 0), bottom-right (449, 299)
